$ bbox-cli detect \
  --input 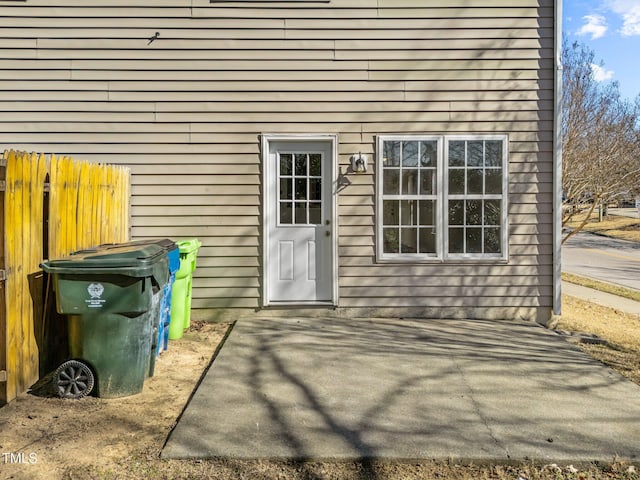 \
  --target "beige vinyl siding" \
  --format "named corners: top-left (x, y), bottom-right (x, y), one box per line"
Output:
top-left (0, 0), bottom-right (555, 320)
